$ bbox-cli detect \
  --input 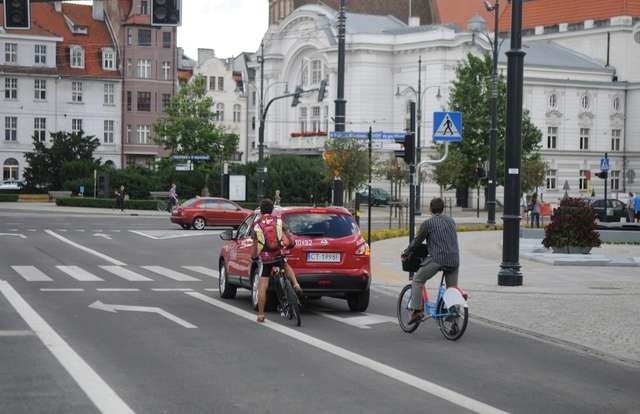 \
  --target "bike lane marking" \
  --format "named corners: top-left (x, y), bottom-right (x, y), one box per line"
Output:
top-left (186, 292), bottom-right (508, 414)
top-left (44, 230), bottom-right (126, 266)
top-left (0, 280), bottom-right (135, 414)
